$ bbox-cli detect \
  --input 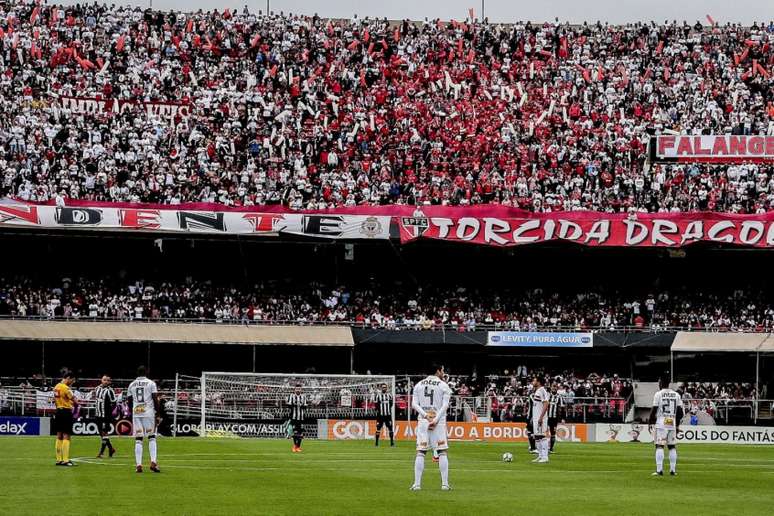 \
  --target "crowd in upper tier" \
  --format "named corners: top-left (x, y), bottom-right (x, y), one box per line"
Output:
top-left (1, 3), bottom-right (774, 212)
top-left (4, 276), bottom-right (774, 331)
